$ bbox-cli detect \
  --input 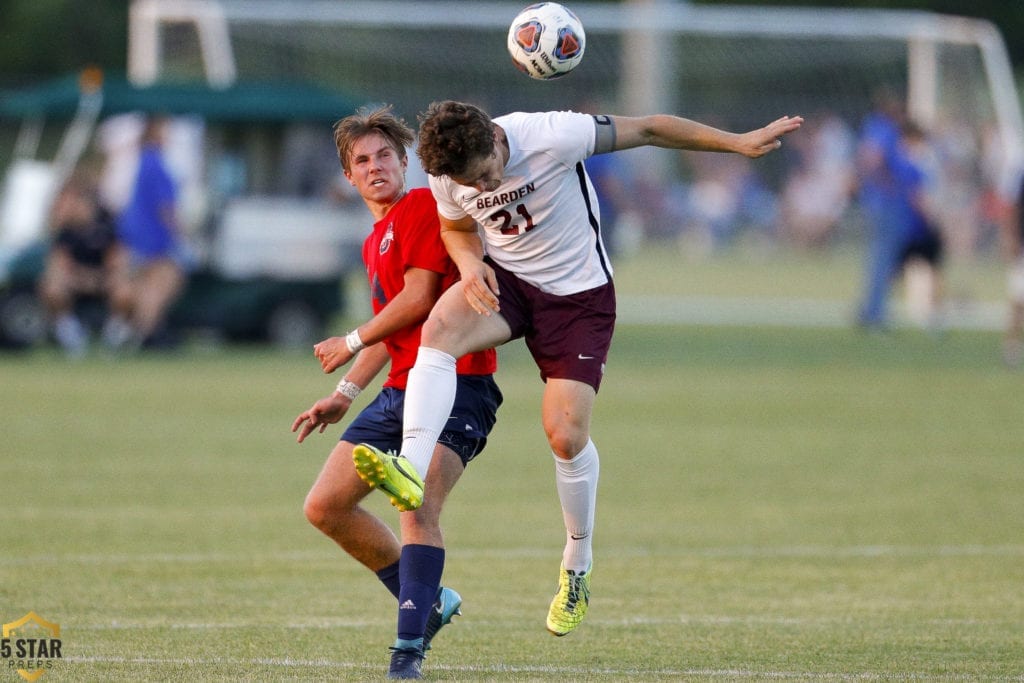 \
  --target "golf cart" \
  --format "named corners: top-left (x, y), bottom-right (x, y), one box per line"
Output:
top-left (0, 70), bottom-right (368, 349)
